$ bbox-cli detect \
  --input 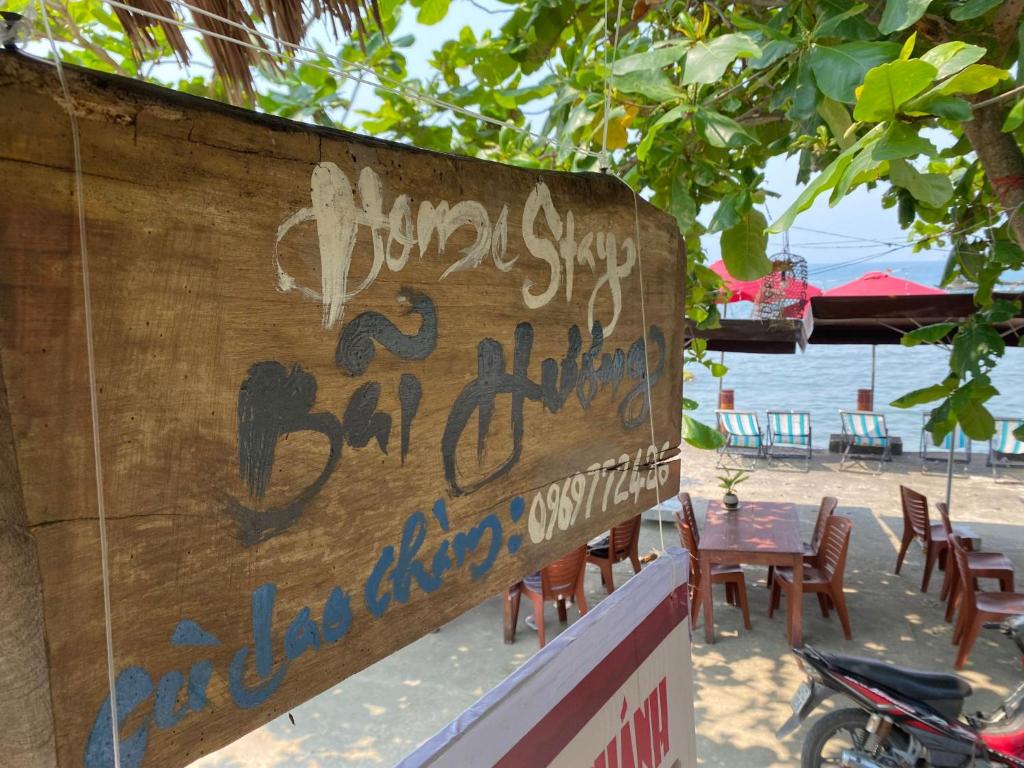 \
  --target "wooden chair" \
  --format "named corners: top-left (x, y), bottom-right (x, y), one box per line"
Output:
top-left (950, 535), bottom-right (1024, 669)
top-left (675, 492), bottom-right (722, 600)
top-left (504, 545), bottom-right (589, 648)
top-left (805, 496), bottom-right (838, 565)
top-left (675, 507), bottom-right (751, 631)
top-left (586, 515), bottom-right (642, 593)
top-left (937, 502), bottom-right (1014, 623)
top-left (770, 515), bottom-right (853, 640)
top-left (767, 496), bottom-right (837, 588)
top-left (894, 485), bottom-right (949, 592)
